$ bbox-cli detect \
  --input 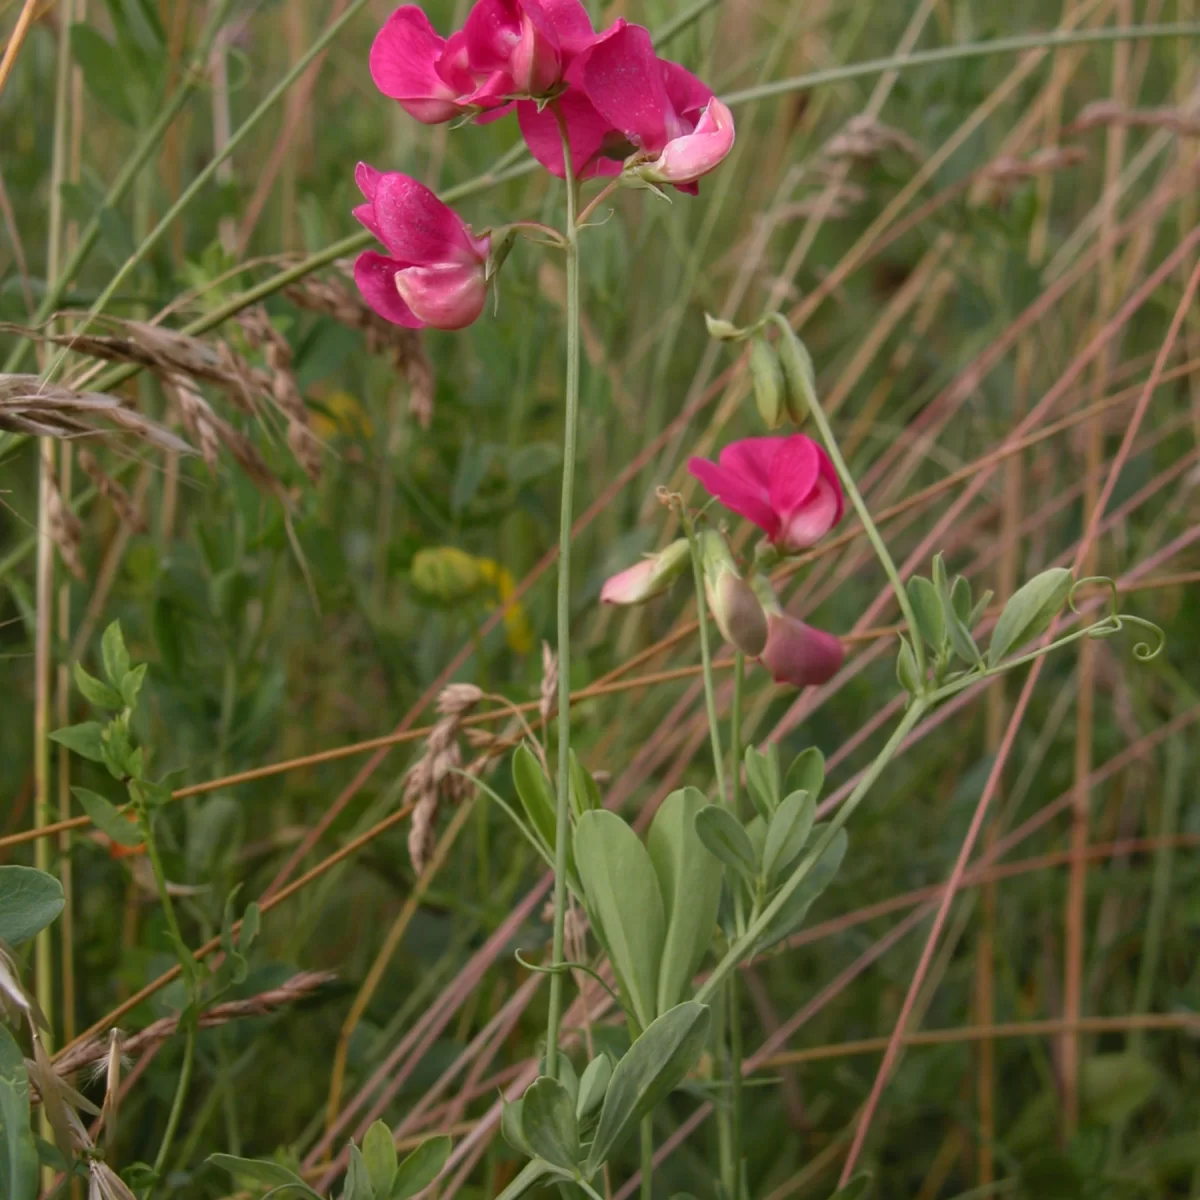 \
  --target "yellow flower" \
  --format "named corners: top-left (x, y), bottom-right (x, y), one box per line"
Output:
top-left (411, 547), bottom-right (533, 655)
top-left (311, 390), bottom-right (374, 440)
